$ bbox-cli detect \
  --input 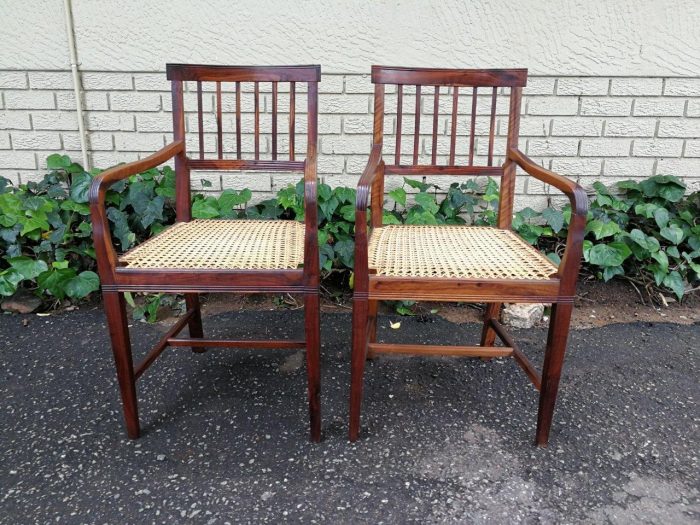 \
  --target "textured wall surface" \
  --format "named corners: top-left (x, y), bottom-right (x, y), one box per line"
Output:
top-left (1, 1), bottom-right (699, 207)
top-left (2, 0), bottom-right (700, 75)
